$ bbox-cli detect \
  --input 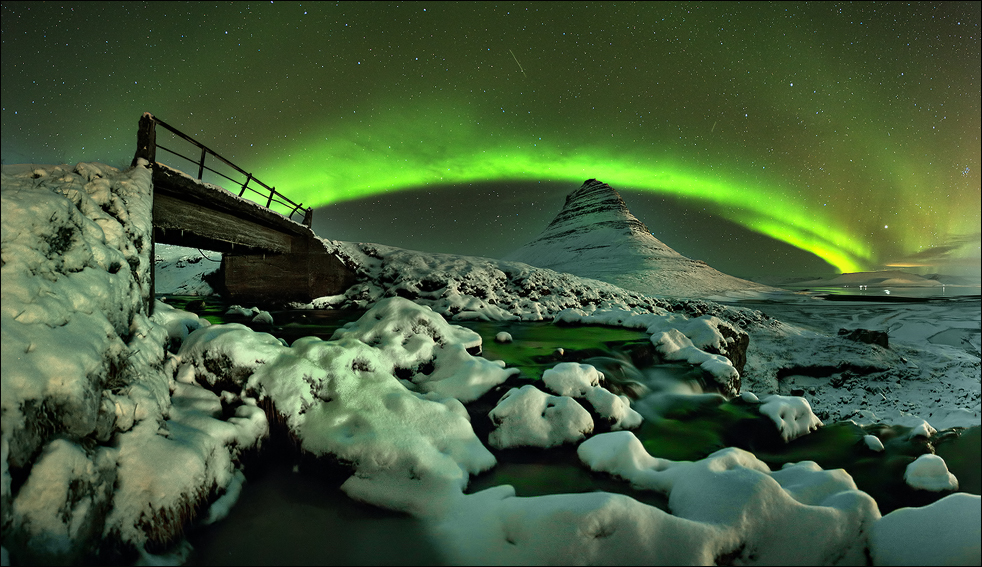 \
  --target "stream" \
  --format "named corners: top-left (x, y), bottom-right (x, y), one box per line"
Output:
top-left (159, 296), bottom-right (980, 564)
